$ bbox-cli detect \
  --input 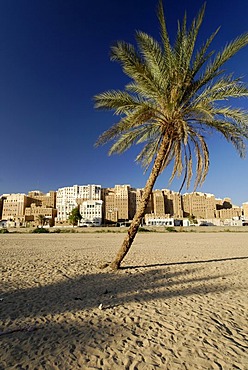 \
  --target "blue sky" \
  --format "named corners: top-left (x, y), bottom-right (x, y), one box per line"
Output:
top-left (0, 0), bottom-right (248, 206)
